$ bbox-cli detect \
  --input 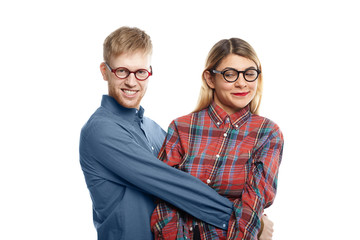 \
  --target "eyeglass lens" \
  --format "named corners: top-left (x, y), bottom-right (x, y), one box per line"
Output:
top-left (223, 69), bottom-right (258, 82)
top-left (115, 68), bottom-right (150, 80)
